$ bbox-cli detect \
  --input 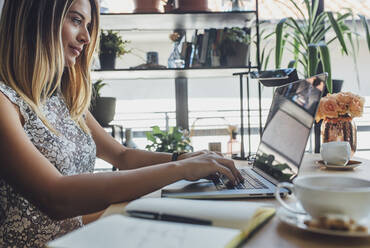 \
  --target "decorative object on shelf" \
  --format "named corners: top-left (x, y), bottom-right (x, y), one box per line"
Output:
top-left (133, 0), bottom-right (161, 13)
top-left (163, 0), bottom-right (175, 12)
top-left (274, 0), bottom-right (370, 93)
top-left (90, 80), bottom-right (116, 127)
top-left (123, 128), bottom-right (137, 148)
top-left (146, 51), bottom-right (159, 65)
top-left (99, 30), bottom-right (130, 70)
top-left (145, 125), bottom-right (193, 153)
top-left (316, 92), bottom-right (365, 157)
top-left (219, 27), bottom-right (251, 67)
top-left (176, 0), bottom-right (209, 12)
top-left (168, 30), bottom-right (185, 68)
top-left (226, 125), bottom-right (240, 157)
top-left (208, 142), bottom-right (222, 153)
top-left (130, 51), bottom-right (166, 69)
top-left (223, 0), bottom-right (250, 12)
